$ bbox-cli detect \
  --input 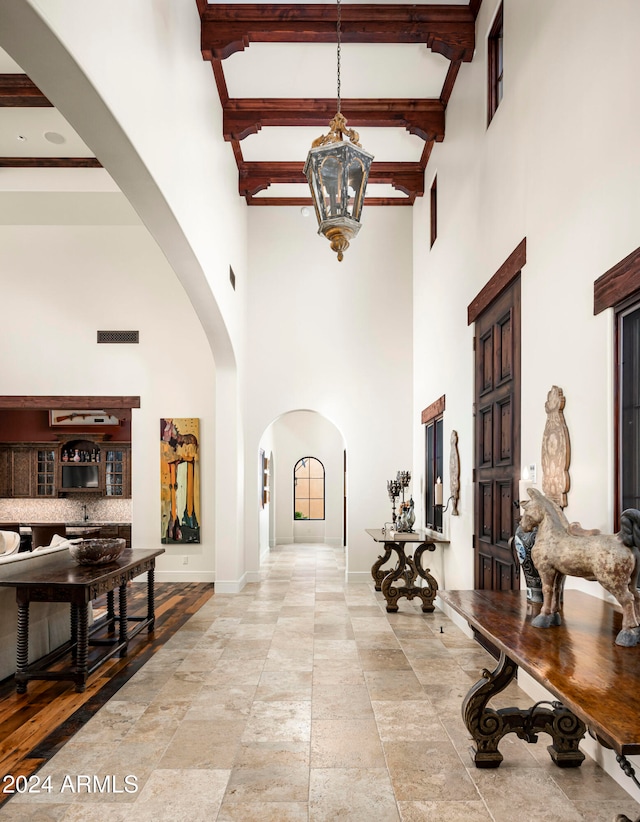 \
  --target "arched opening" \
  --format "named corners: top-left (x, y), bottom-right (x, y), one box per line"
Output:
top-left (258, 410), bottom-right (345, 553)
